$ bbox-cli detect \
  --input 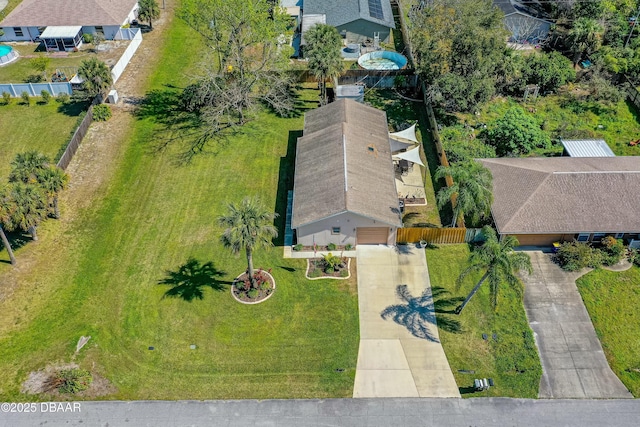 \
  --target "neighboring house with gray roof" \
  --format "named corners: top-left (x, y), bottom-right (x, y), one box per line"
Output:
top-left (292, 99), bottom-right (402, 246)
top-left (479, 157), bottom-right (640, 246)
top-left (494, 0), bottom-right (551, 44)
top-left (0, 0), bottom-right (139, 48)
top-left (302, 0), bottom-right (396, 45)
